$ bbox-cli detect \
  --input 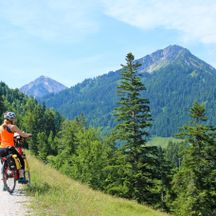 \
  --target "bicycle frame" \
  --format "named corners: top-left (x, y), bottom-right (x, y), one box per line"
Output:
top-left (14, 134), bottom-right (30, 171)
top-left (17, 146), bottom-right (30, 172)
